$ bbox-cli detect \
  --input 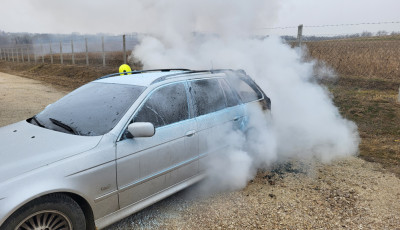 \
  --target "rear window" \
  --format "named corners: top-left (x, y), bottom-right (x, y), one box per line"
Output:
top-left (190, 79), bottom-right (226, 116)
top-left (219, 79), bottom-right (240, 107)
top-left (228, 77), bottom-right (263, 103)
